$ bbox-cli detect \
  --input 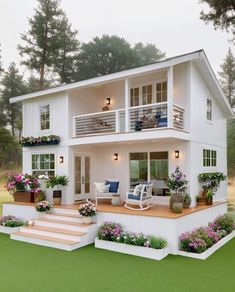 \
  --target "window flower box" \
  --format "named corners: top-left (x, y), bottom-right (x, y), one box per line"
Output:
top-left (13, 191), bottom-right (33, 203)
top-left (178, 231), bottom-right (235, 260)
top-left (20, 135), bottom-right (60, 147)
top-left (0, 226), bottom-right (21, 234)
top-left (95, 238), bottom-right (169, 261)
